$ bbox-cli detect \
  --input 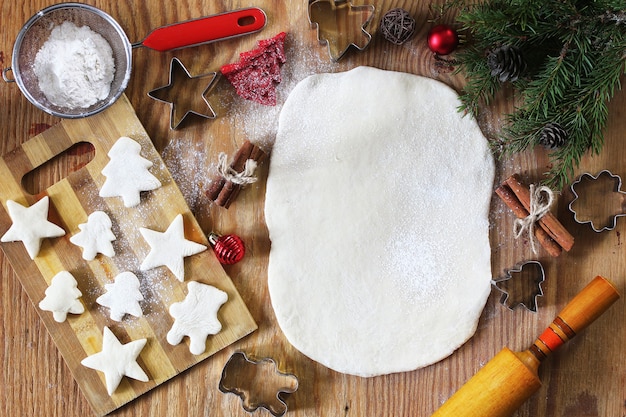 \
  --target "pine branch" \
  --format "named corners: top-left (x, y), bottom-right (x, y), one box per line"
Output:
top-left (451, 0), bottom-right (626, 189)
